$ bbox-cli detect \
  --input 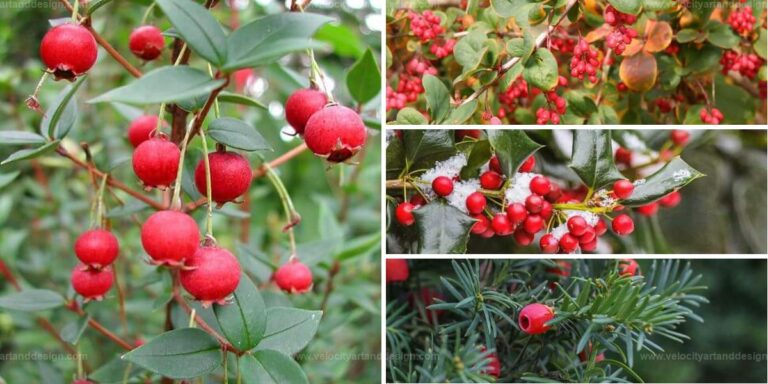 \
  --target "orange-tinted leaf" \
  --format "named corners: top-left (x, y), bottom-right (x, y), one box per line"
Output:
top-left (585, 24), bottom-right (612, 43)
top-left (644, 20), bottom-right (673, 52)
top-left (622, 39), bottom-right (644, 56)
top-left (619, 51), bottom-right (658, 92)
